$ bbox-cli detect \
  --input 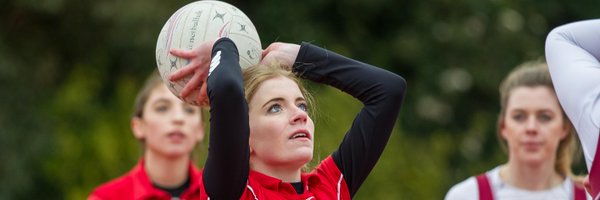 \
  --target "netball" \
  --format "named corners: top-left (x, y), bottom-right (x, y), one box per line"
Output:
top-left (155, 0), bottom-right (261, 105)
